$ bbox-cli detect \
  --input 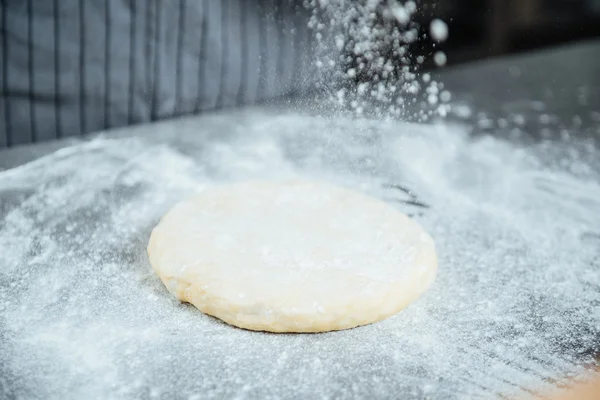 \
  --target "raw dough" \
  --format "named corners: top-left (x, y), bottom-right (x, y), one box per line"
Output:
top-left (147, 180), bottom-right (437, 332)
